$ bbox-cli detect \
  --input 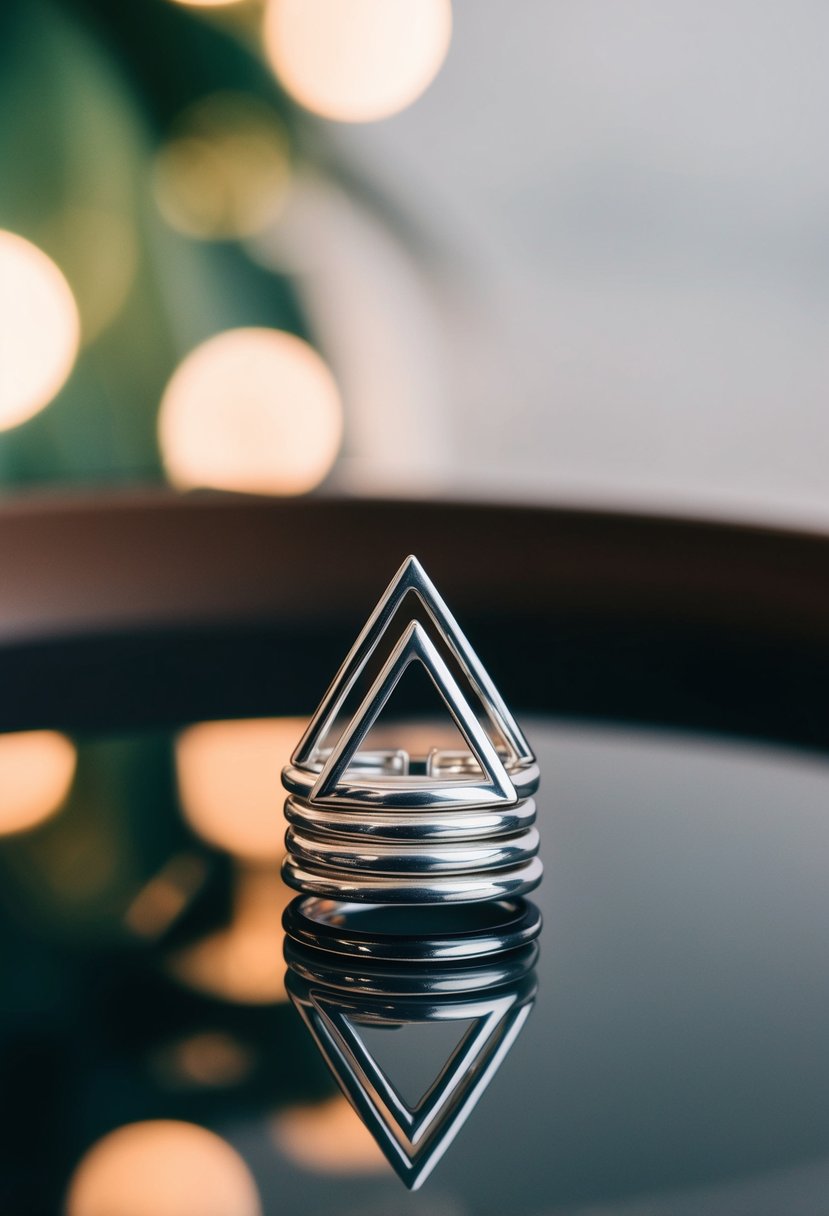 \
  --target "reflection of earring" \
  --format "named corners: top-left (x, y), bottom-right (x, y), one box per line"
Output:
top-left (283, 893), bottom-right (543, 964)
top-left (281, 555), bottom-right (543, 903)
top-left (283, 901), bottom-right (540, 1189)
